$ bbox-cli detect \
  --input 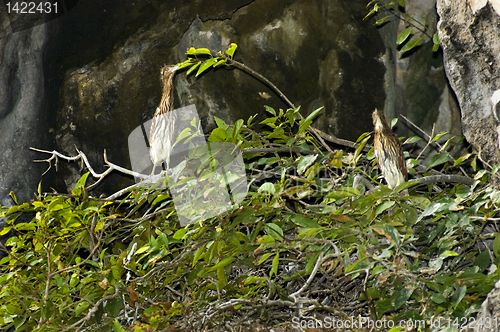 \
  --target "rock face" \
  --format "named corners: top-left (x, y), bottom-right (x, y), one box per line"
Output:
top-left (465, 278), bottom-right (500, 332)
top-left (437, 0), bottom-right (500, 167)
top-left (50, 0), bottom-right (390, 194)
top-left (0, 25), bottom-right (49, 209)
top-left (0, 24), bottom-right (50, 256)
